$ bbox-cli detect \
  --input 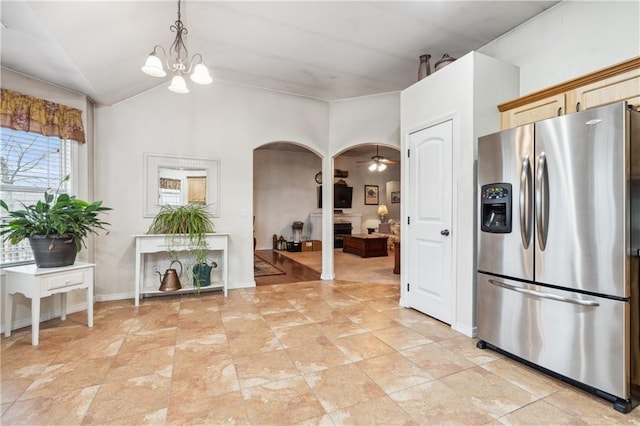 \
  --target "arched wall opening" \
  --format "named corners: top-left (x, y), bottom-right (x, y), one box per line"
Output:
top-left (253, 141), bottom-right (324, 251)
